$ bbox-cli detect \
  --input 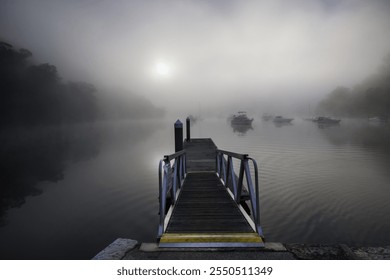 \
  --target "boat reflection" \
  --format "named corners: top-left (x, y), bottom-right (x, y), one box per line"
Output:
top-left (230, 123), bottom-right (253, 135)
